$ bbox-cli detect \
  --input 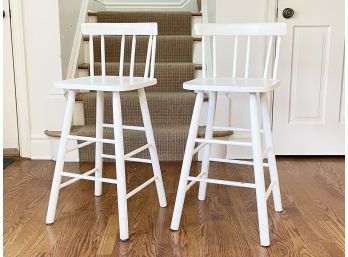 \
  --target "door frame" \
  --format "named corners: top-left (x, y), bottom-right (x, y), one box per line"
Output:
top-left (7, 0), bottom-right (31, 158)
